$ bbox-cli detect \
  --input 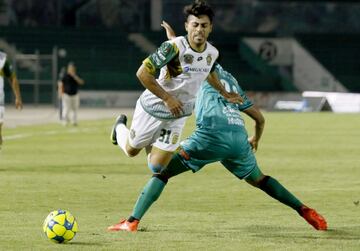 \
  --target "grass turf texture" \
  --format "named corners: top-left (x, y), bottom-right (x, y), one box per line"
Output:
top-left (0, 112), bottom-right (359, 250)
